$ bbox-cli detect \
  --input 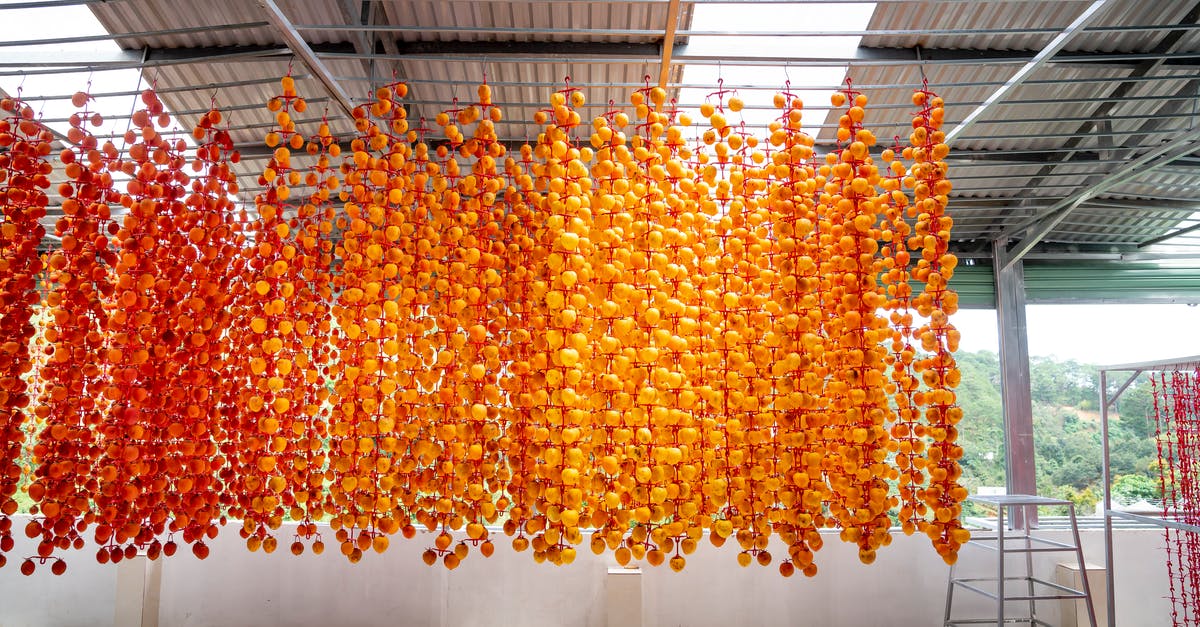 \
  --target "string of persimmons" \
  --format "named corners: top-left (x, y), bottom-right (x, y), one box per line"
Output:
top-left (0, 73), bottom-right (966, 576)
